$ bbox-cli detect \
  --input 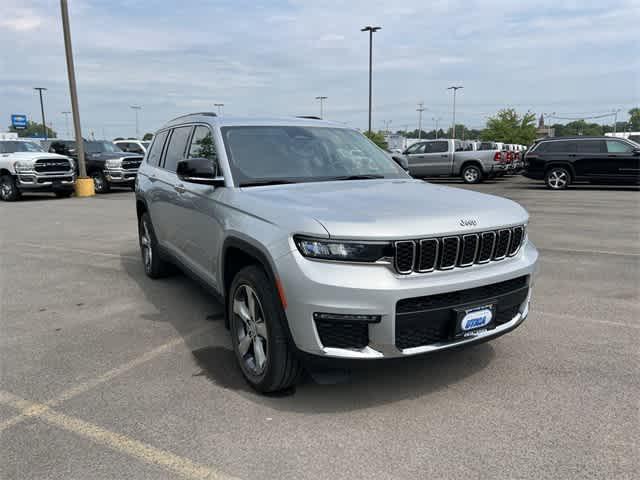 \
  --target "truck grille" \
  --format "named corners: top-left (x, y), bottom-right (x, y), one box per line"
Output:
top-left (392, 225), bottom-right (525, 274)
top-left (122, 157), bottom-right (143, 170)
top-left (395, 275), bottom-right (529, 350)
top-left (34, 158), bottom-right (72, 173)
